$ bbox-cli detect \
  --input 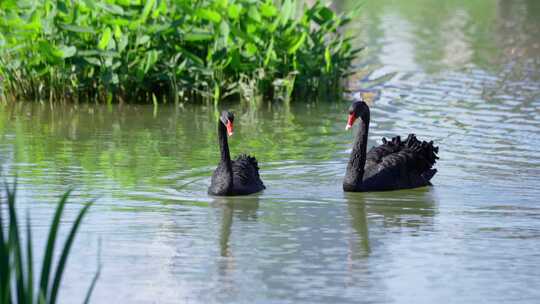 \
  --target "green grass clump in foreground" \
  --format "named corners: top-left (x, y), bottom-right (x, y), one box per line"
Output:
top-left (0, 183), bottom-right (99, 304)
top-left (0, 0), bottom-right (360, 104)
